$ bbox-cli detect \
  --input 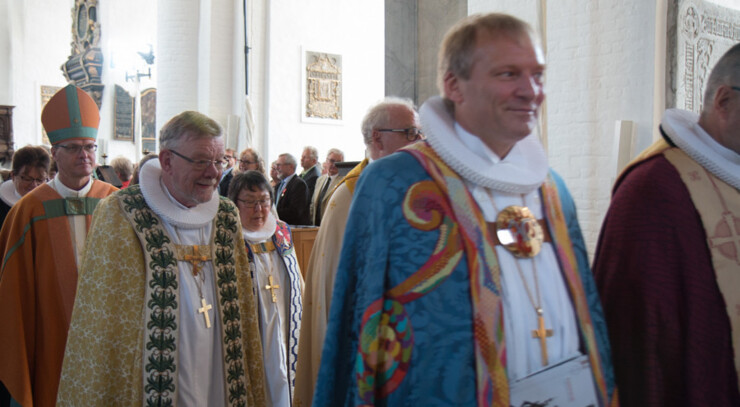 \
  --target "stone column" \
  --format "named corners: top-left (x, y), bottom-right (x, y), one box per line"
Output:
top-left (385, 0), bottom-right (466, 107)
top-left (157, 0), bottom-right (200, 129)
